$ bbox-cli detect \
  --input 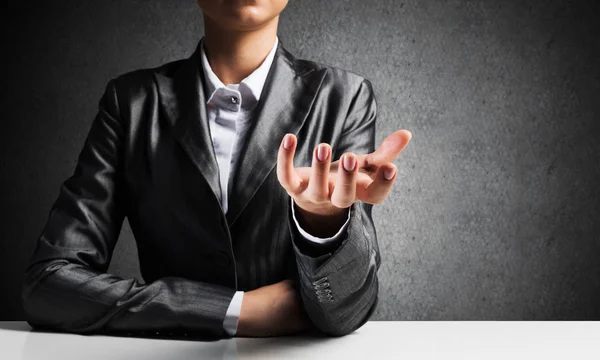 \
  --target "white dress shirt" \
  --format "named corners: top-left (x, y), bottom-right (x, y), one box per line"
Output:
top-left (199, 36), bottom-right (351, 336)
